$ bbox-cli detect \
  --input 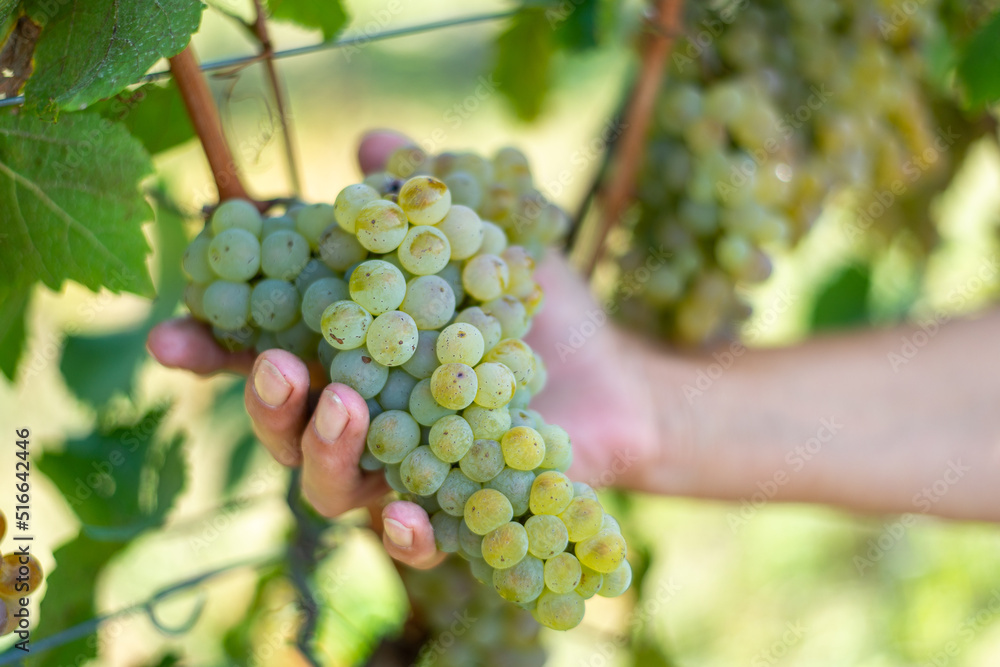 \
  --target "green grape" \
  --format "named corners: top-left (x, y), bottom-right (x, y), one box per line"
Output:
top-left (275, 320), bottom-right (320, 358)
top-left (524, 514), bottom-right (569, 559)
top-left (409, 492), bottom-right (440, 516)
top-left (260, 229), bottom-right (310, 280)
top-left (430, 362), bottom-right (478, 410)
top-left (366, 311), bottom-right (419, 366)
top-left (597, 560), bottom-right (632, 598)
top-left (479, 221), bottom-right (509, 256)
top-left (397, 225), bottom-right (451, 275)
top-left (494, 146), bottom-right (531, 179)
top-left (500, 426), bottom-right (545, 471)
top-left (464, 488), bottom-right (513, 535)
top-left (366, 410), bottom-right (420, 463)
top-left (401, 445), bottom-right (450, 495)
top-left (437, 261), bottom-right (466, 304)
top-left (360, 448), bottom-right (384, 472)
top-left (529, 471), bottom-right (574, 516)
top-left (182, 233), bottom-right (215, 284)
top-left (430, 511), bottom-right (461, 552)
top-left (401, 330), bottom-right (440, 379)
top-left (715, 233), bottom-right (754, 275)
top-left (366, 399), bottom-right (383, 420)
top-left (210, 198), bottom-right (262, 236)
top-left (534, 590), bottom-right (585, 631)
top-left (558, 497), bottom-right (604, 543)
top-left (398, 175), bottom-right (452, 224)
top-left (294, 259), bottom-right (336, 291)
top-left (385, 463), bottom-right (406, 493)
top-left (576, 529), bottom-right (627, 574)
top-left (301, 277), bottom-right (349, 332)
top-left (576, 565), bottom-right (603, 599)
top-left (462, 253), bottom-right (510, 302)
top-left (473, 362), bottom-right (516, 409)
top-left (184, 283), bottom-right (207, 319)
top-left (408, 378), bottom-right (457, 426)
top-left (329, 346), bottom-right (389, 399)
top-left (428, 414), bottom-right (474, 463)
top-left (317, 338), bottom-right (338, 369)
top-left (213, 326), bottom-right (256, 352)
top-left (208, 228), bottom-right (261, 282)
top-left (481, 182), bottom-right (516, 224)
top-left (437, 204), bottom-right (484, 259)
top-left (463, 404), bottom-right (512, 440)
top-left (203, 280), bottom-right (251, 329)
top-left (469, 557), bottom-right (494, 585)
top-left (493, 555), bottom-right (544, 604)
top-left (318, 224), bottom-right (368, 272)
top-left (355, 199), bottom-right (409, 253)
top-left (293, 203), bottom-right (337, 247)
top-left (250, 279), bottom-right (300, 331)
top-left (501, 246), bottom-right (535, 296)
top-left (334, 183), bottom-right (380, 233)
top-left (572, 481), bottom-right (599, 501)
top-left (442, 170), bottom-right (483, 209)
top-left (455, 307), bottom-right (503, 352)
top-left (482, 522), bottom-right (529, 569)
top-left (484, 467), bottom-right (534, 517)
top-left (538, 424), bottom-right (572, 471)
top-left (349, 260), bottom-right (407, 315)
top-left (509, 408), bottom-right (537, 429)
top-left (544, 553), bottom-right (583, 595)
top-left (509, 386), bottom-right (532, 410)
top-left (454, 152), bottom-right (494, 185)
top-left (386, 145), bottom-right (429, 178)
top-left (436, 323), bottom-right (485, 366)
top-left (601, 513), bottom-right (621, 533)
top-left (400, 275), bottom-right (455, 330)
top-left (375, 252), bottom-right (413, 281)
top-left (377, 368), bottom-right (419, 412)
top-left (481, 296), bottom-right (529, 340)
top-left (458, 519), bottom-right (485, 559)
top-left (483, 338), bottom-right (536, 387)
top-left (320, 300), bottom-right (372, 350)
top-left (526, 352), bottom-right (548, 395)
top-left (256, 331), bottom-right (280, 354)
top-left (436, 468), bottom-right (481, 516)
top-left (459, 438), bottom-right (505, 483)
top-left (261, 215), bottom-right (296, 237)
